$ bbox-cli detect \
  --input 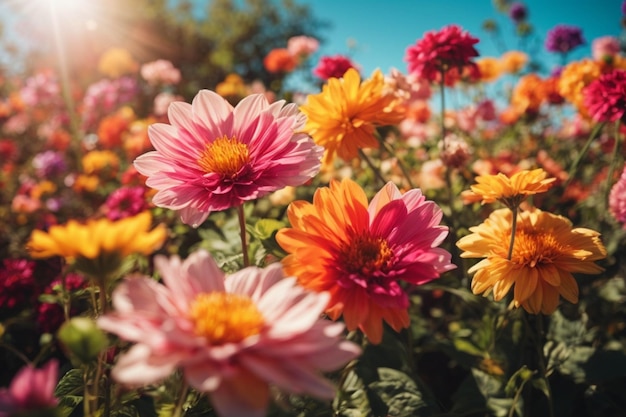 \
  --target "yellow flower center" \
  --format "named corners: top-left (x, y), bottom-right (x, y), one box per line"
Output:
top-left (197, 136), bottom-right (250, 178)
top-left (508, 229), bottom-right (562, 268)
top-left (340, 233), bottom-right (394, 275)
top-left (188, 292), bottom-right (265, 345)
